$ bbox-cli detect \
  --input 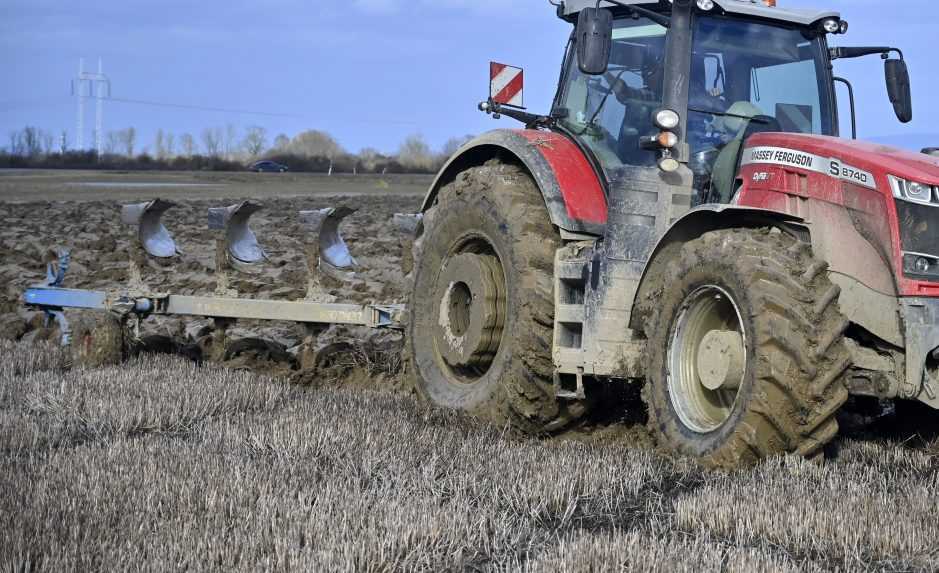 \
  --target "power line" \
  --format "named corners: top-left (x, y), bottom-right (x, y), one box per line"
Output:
top-left (106, 96), bottom-right (302, 118)
top-left (105, 96), bottom-right (418, 126)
